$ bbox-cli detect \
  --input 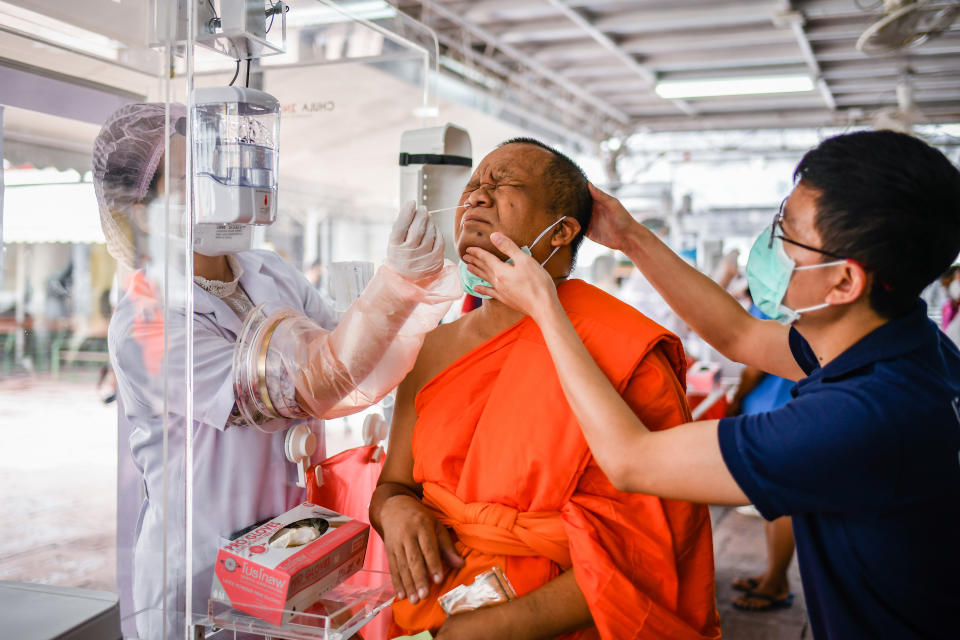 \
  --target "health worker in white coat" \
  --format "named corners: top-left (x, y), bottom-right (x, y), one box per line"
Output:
top-left (93, 103), bottom-right (459, 638)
